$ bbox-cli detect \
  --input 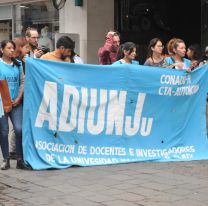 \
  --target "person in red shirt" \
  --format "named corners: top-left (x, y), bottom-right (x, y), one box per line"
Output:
top-left (98, 31), bottom-right (120, 65)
